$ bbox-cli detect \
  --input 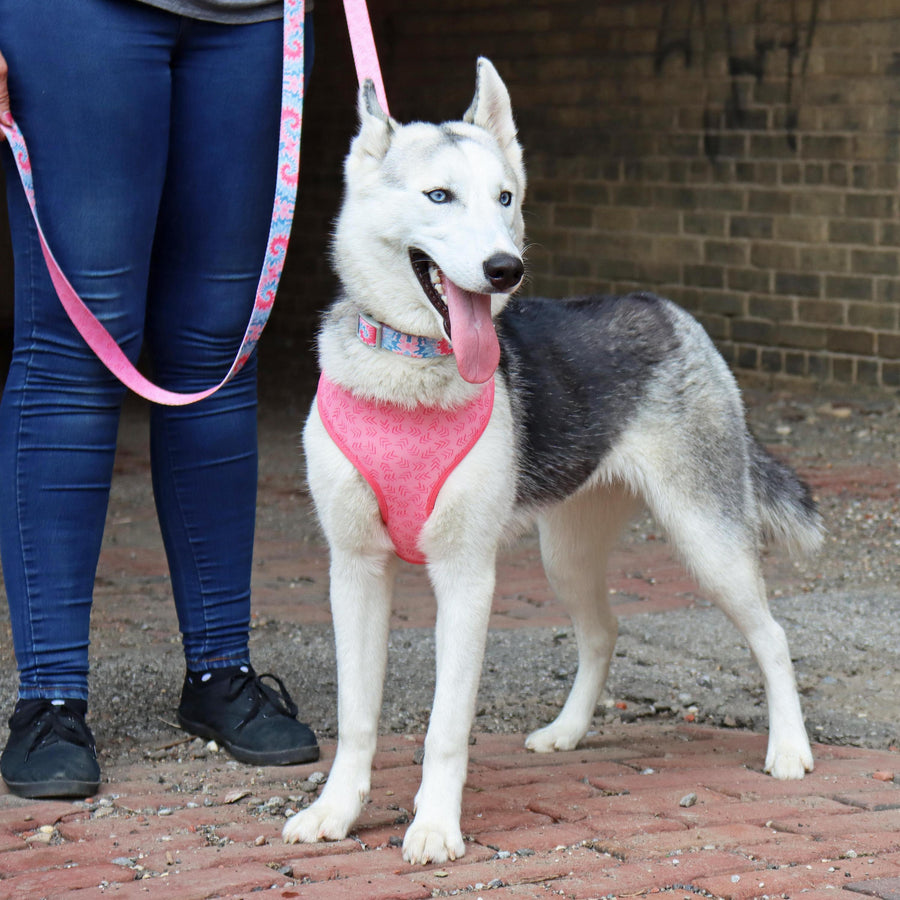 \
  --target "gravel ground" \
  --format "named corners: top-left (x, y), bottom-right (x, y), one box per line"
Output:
top-left (0, 353), bottom-right (898, 771)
